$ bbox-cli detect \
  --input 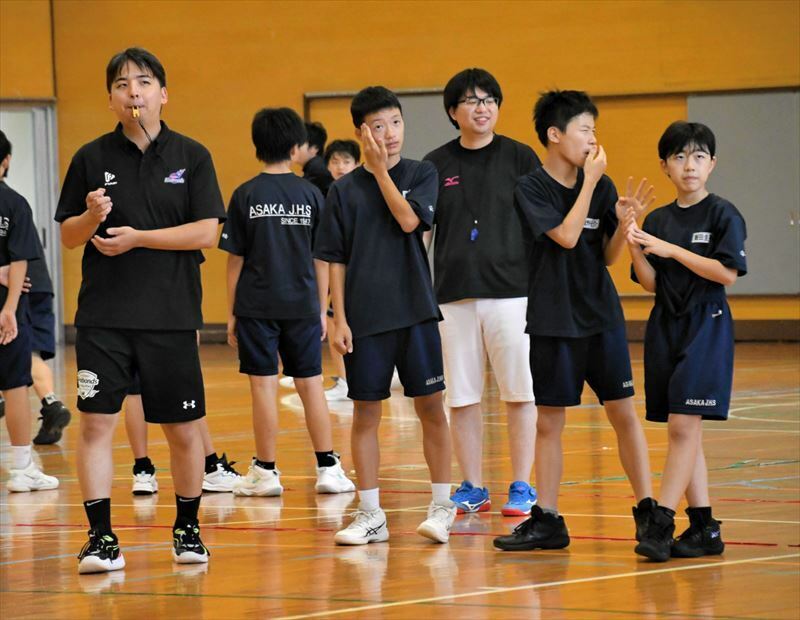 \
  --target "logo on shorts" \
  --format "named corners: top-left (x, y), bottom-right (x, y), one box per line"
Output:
top-left (685, 398), bottom-right (716, 407)
top-left (77, 370), bottom-right (100, 400)
top-left (183, 400), bottom-right (196, 410)
top-left (622, 379), bottom-right (634, 388)
top-left (164, 169), bottom-right (186, 184)
top-left (583, 218), bottom-right (600, 230)
top-left (104, 172), bottom-right (117, 186)
top-left (692, 232), bottom-right (712, 243)
top-left (425, 374), bottom-right (444, 386)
